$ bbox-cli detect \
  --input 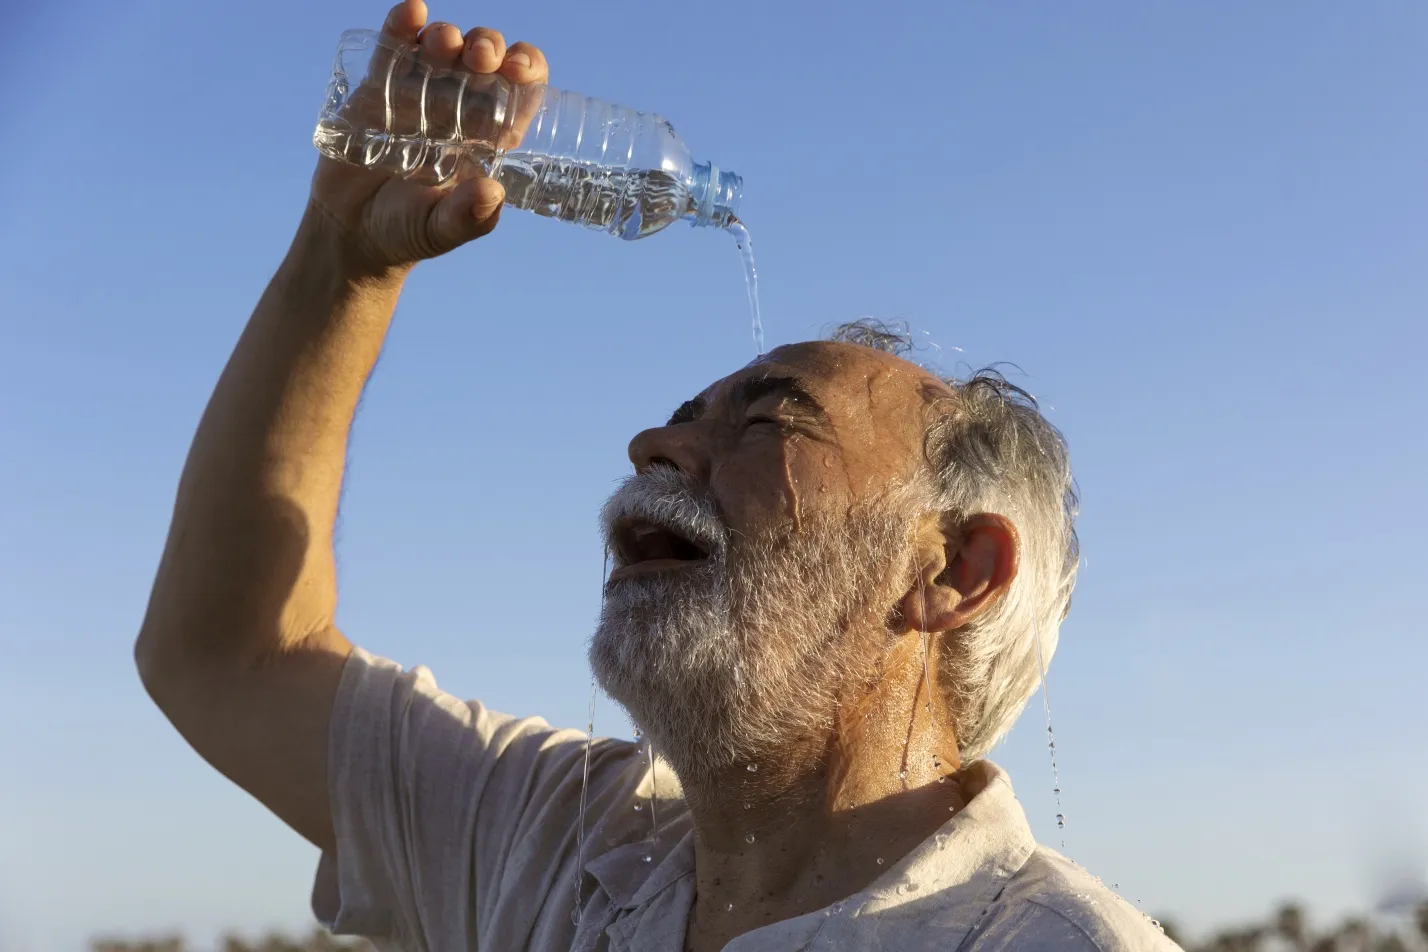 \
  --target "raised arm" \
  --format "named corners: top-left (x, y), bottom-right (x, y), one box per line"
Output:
top-left (134, 0), bottom-right (549, 852)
